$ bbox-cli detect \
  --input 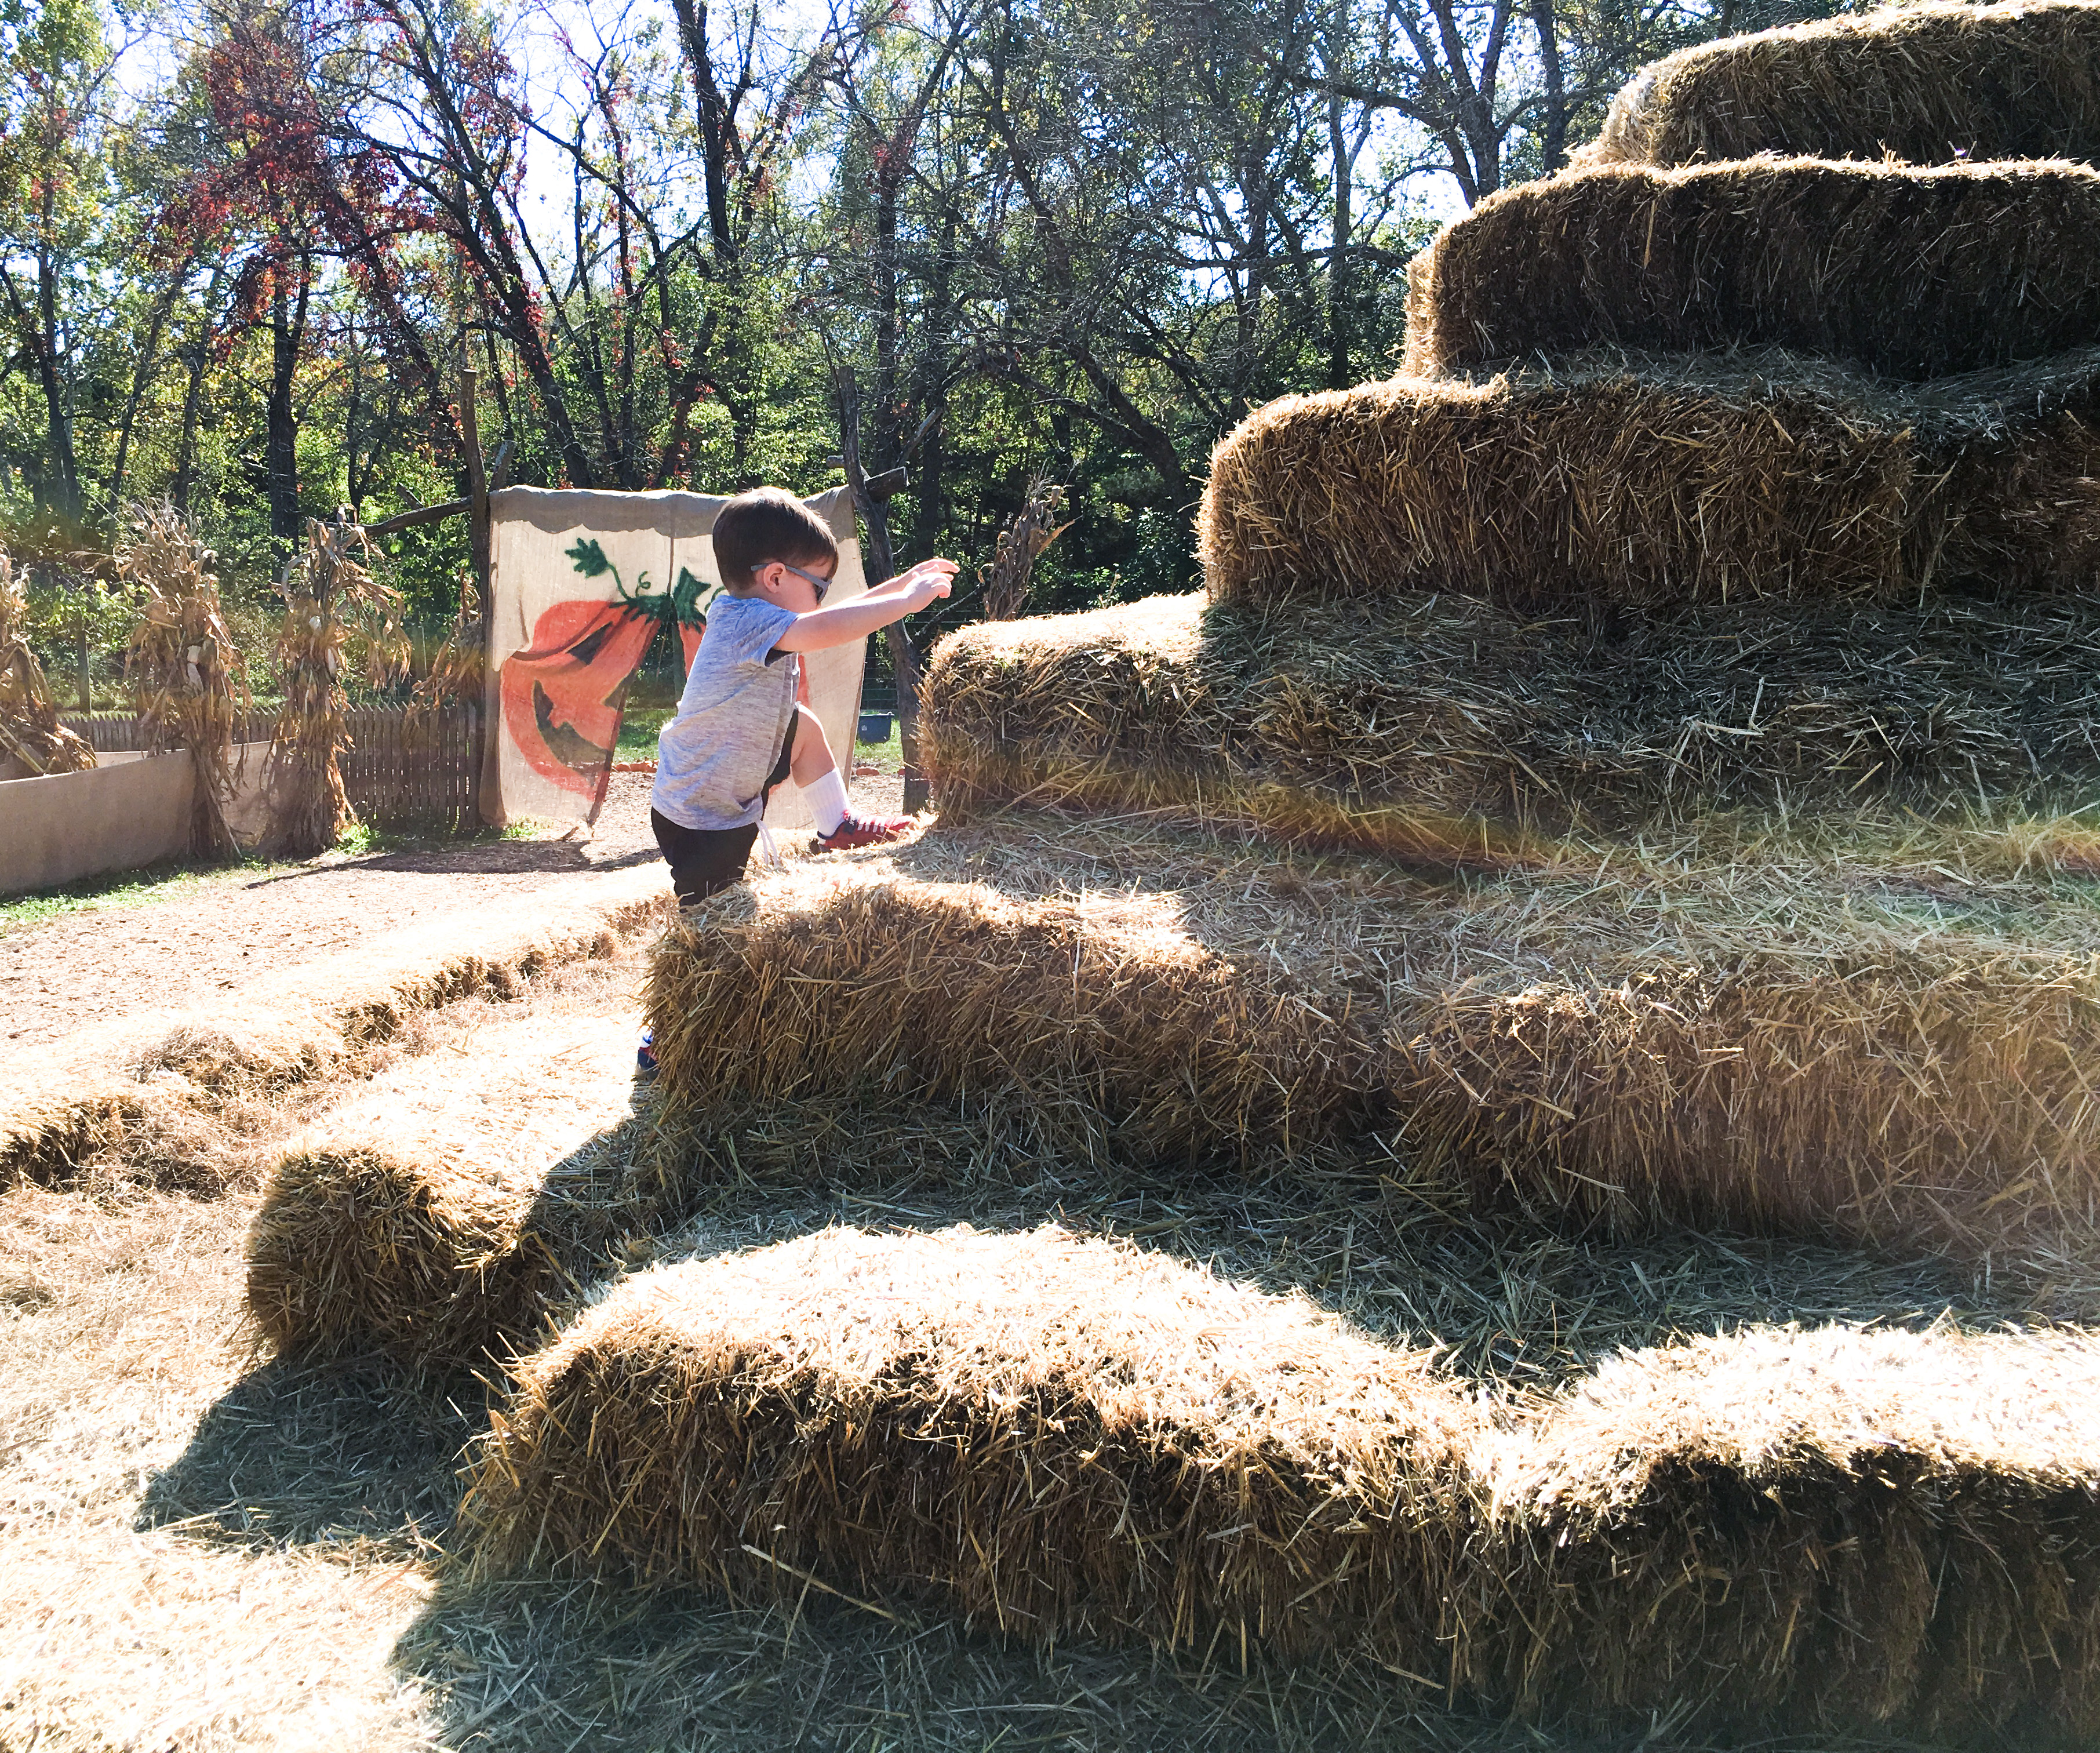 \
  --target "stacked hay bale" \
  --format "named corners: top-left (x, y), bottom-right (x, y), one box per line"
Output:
top-left (465, 1224), bottom-right (1482, 1677)
top-left (1472, 1325), bottom-right (2100, 1742)
top-left (927, 0), bottom-right (2100, 848)
top-left (1199, 346), bottom-right (2100, 612)
top-left (1578, 0), bottom-right (2100, 169)
top-left (922, 589), bottom-right (2100, 853)
top-left (1399, 160), bottom-right (2100, 380)
top-left (246, 1014), bottom-right (651, 1376)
